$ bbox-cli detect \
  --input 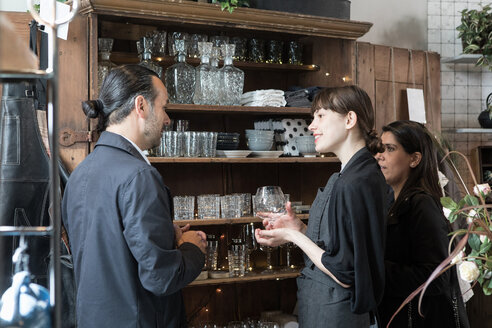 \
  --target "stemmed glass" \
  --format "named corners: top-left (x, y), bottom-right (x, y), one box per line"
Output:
top-left (242, 223), bottom-right (257, 273)
top-left (280, 242), bottom-right (296, 272)
top-left (254, 186), bottom-right (286, 274)
top-left (253, 186), bottom-right (286, 223)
